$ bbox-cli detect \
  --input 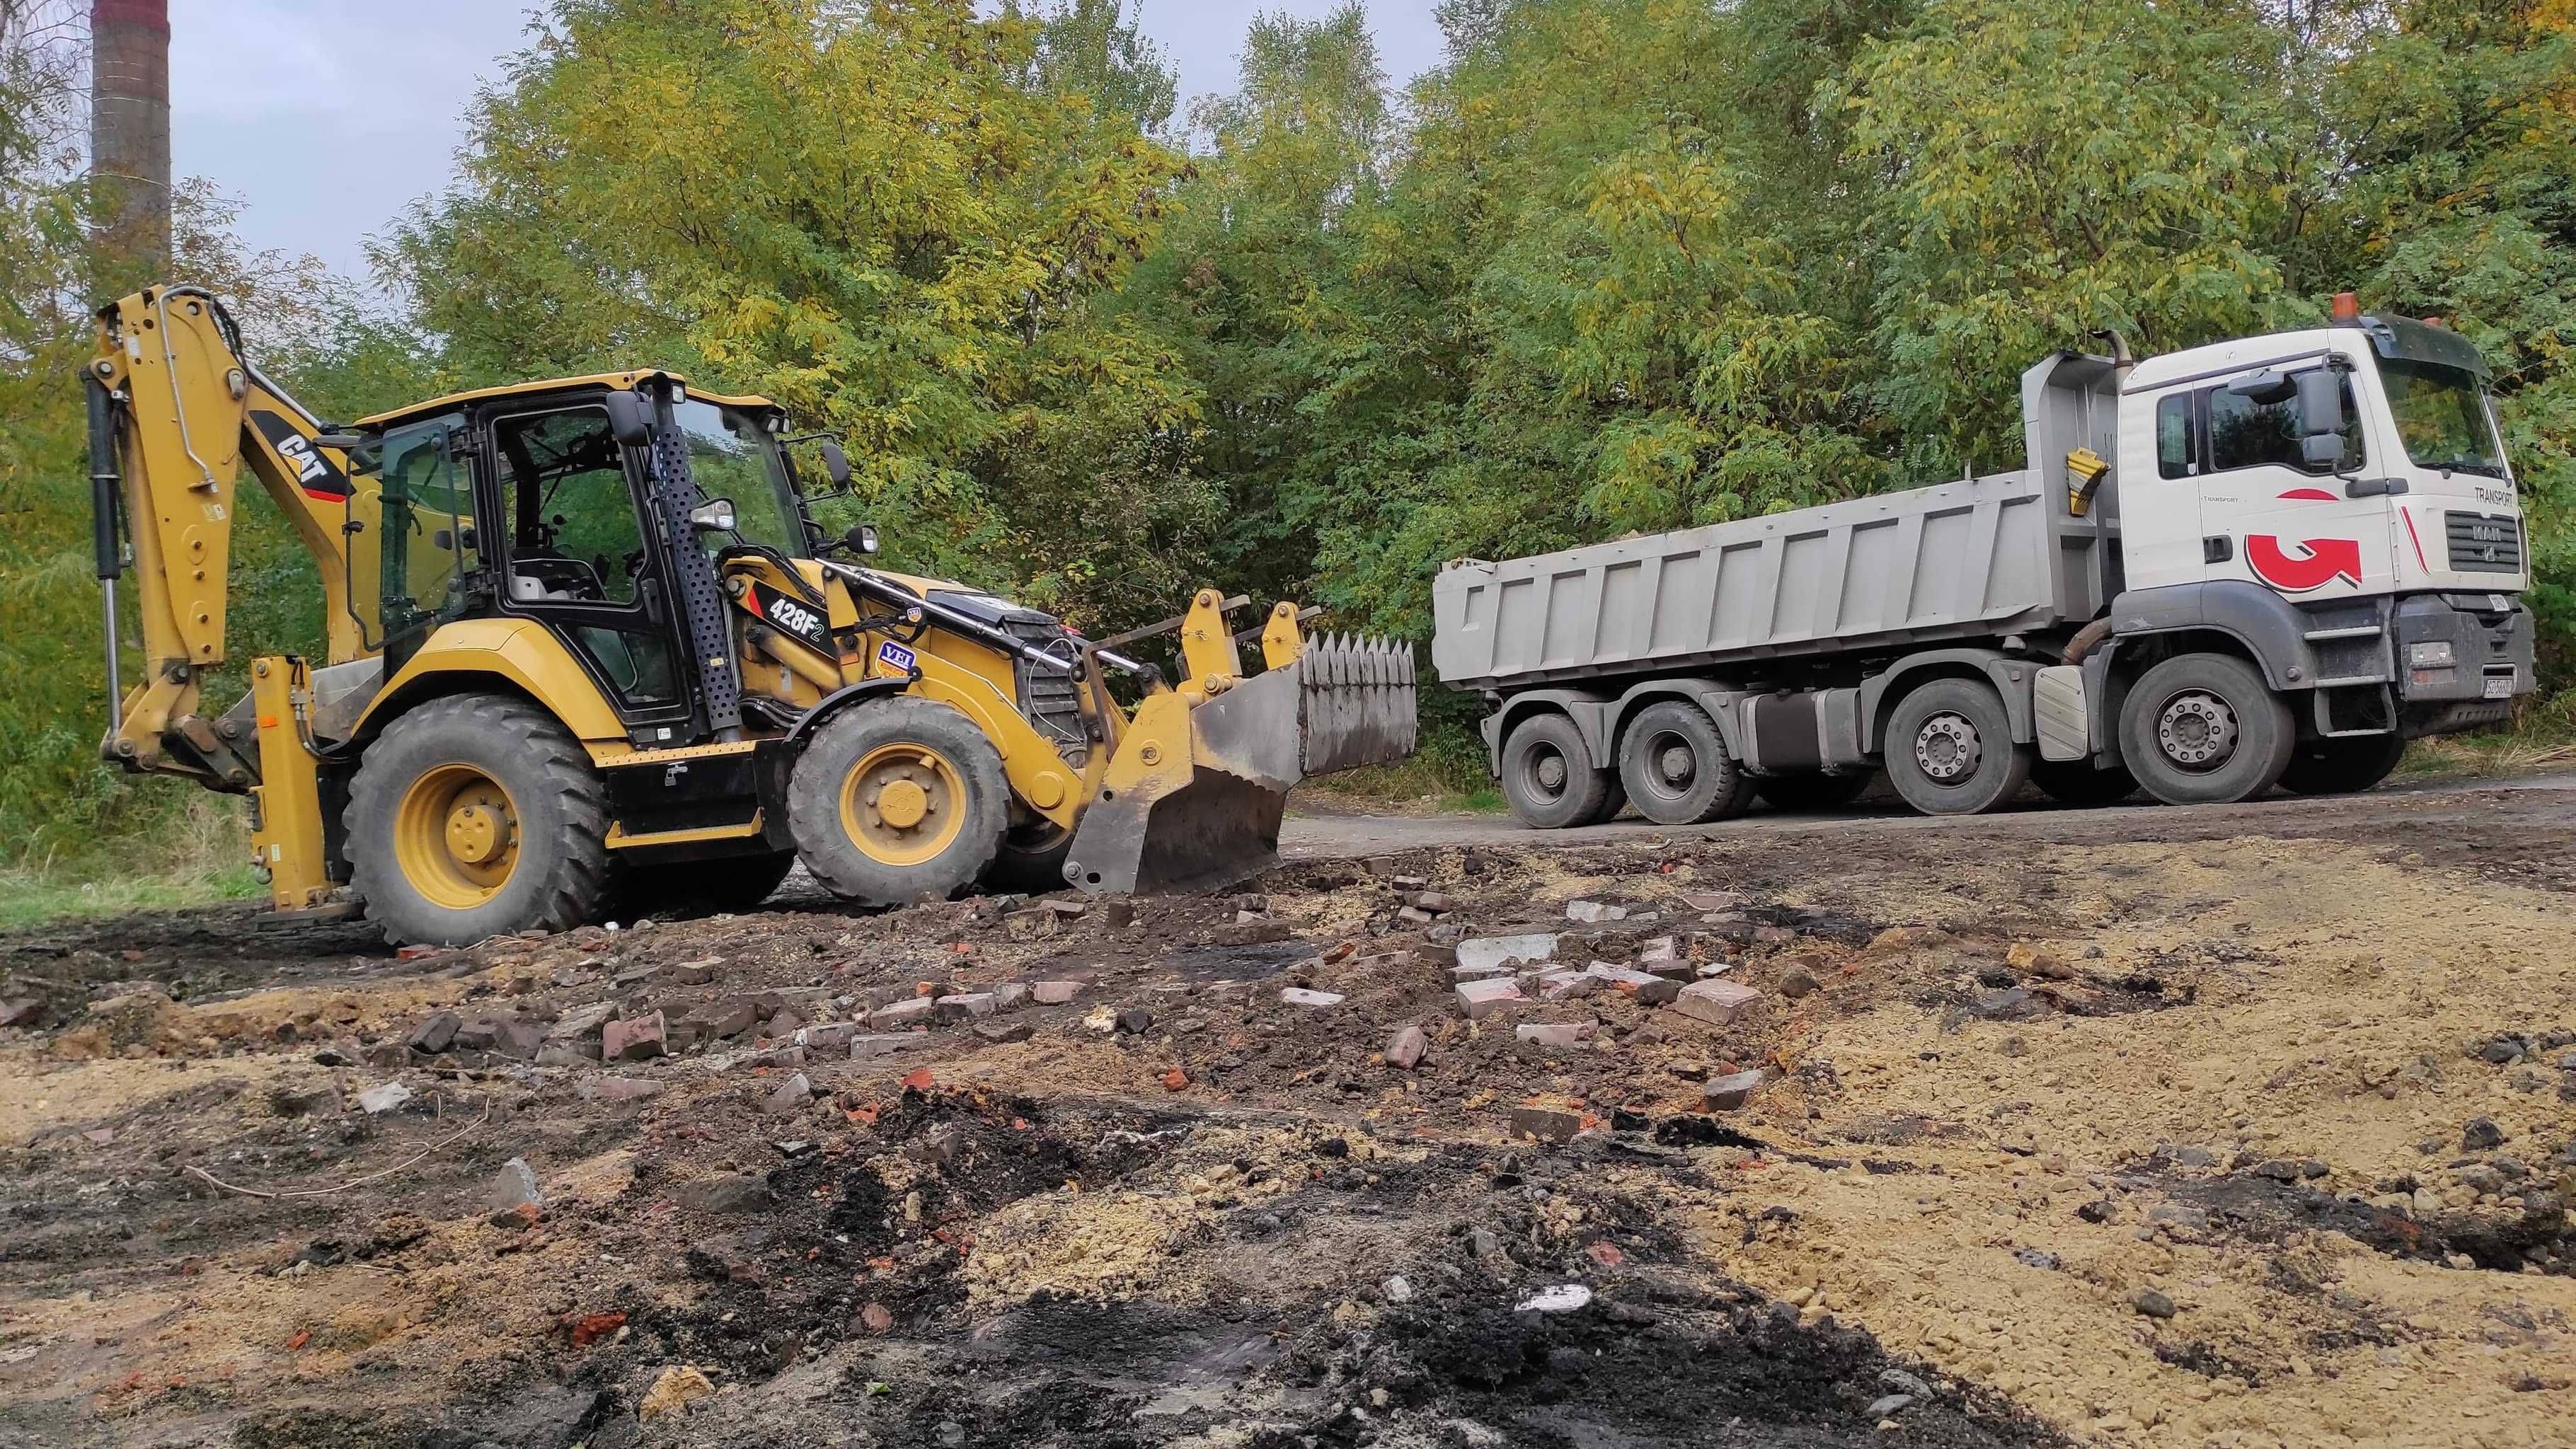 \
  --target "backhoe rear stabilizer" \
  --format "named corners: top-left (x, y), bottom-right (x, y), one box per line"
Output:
top-left (1064, 616), bottom-right (1418, 896)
